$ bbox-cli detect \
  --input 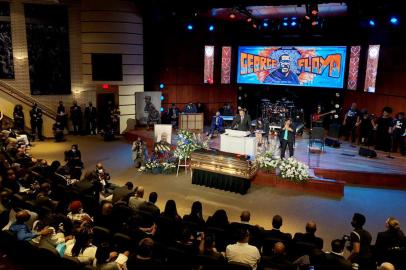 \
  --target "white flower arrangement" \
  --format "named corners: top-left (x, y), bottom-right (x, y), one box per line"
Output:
top-left (256, 151), bottom-right (280, 172)
top-left (144, 160), bottom-right (176, 174)
top-left (278, 157), bottom-right (309, 182)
